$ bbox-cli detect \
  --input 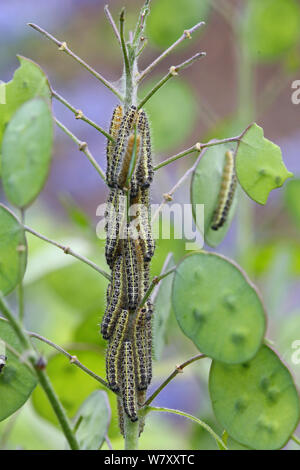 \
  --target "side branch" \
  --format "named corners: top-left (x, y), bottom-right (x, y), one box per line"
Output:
top-left (24, 225), bottom-right (111, 281)
top-left (55, 118), bottom-right (106, 182)
top-left (138, 21), bottom-right (206, 83)
top-left (52, 90), bottom-right (115, 142)
top-left (138, 53), bottom-right (206, 110)
top-left (139, 267), bottom-right (177, 309)
top-left (104, 4), bottom-right (121, 45)
top-left (144, 353), bottom-right (206, 406)
top-left (27, 23), bottom-right (123, 101)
